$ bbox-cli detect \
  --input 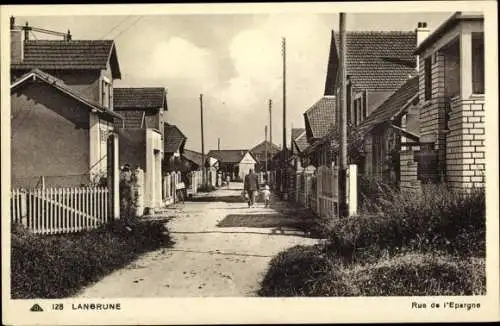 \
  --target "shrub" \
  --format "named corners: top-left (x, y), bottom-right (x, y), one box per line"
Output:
top-left (11, 219), bottom-right (173, 299)
top-left (258, 244), bottom-right (344, 297)
top-left (259, 247), bottom-right (485, 296)
top-left (349, 253), bottom-right (486, 296)
top-left (325, 184), bottom-right (485, 259)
